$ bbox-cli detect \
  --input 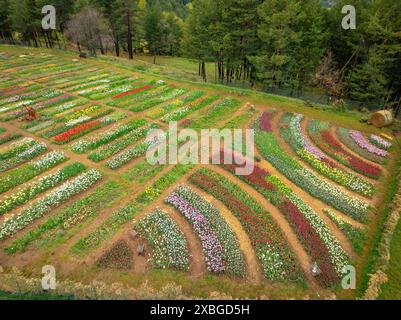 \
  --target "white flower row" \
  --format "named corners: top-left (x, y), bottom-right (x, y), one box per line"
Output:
top-left (33, 151), bottom-right (67, 171)
top-left (106, 143), bottom-right (148, 169)
top-left (65, 115), bottom-right (91, 127)
top-left (0, 169), bottom-right (102, 240)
